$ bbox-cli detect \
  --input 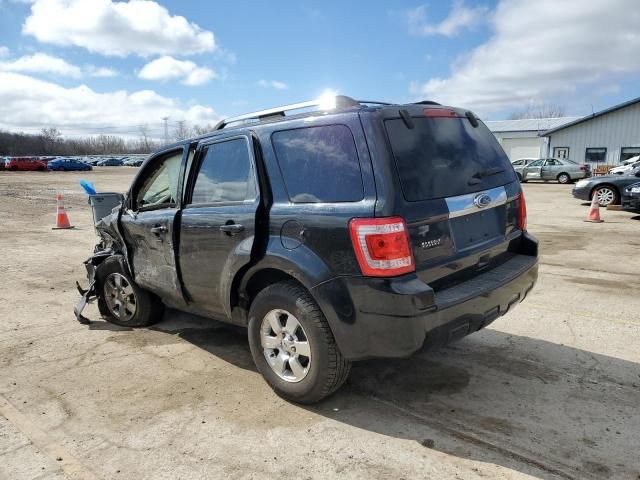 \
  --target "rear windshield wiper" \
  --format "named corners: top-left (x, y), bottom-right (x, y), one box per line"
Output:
top-left (467, 167), bottom-right (505, 185)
